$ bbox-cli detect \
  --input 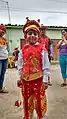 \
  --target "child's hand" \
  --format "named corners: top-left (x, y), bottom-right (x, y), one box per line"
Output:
top-left (41, 82), bottom-right (48, 90)
top-left (43, 82), bottom-right (48, 90)
top-left (19, 69), bottom-right (22, 75)
top-left (17, 80), bottom-right (22, 88)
